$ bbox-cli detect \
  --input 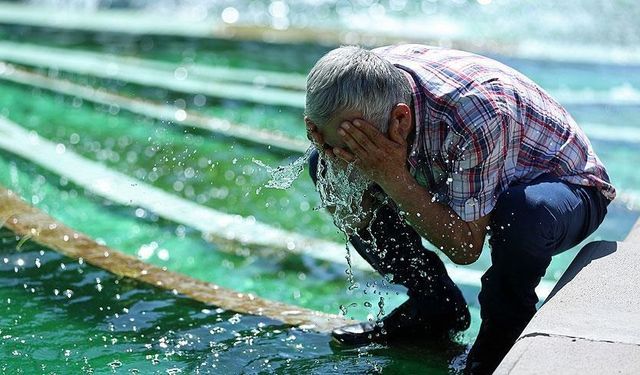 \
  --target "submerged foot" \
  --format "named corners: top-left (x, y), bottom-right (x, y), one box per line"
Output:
top-left (464, 319), bottom-right (526, 375)
top-left (332, 296), bottom-right (470, 346)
